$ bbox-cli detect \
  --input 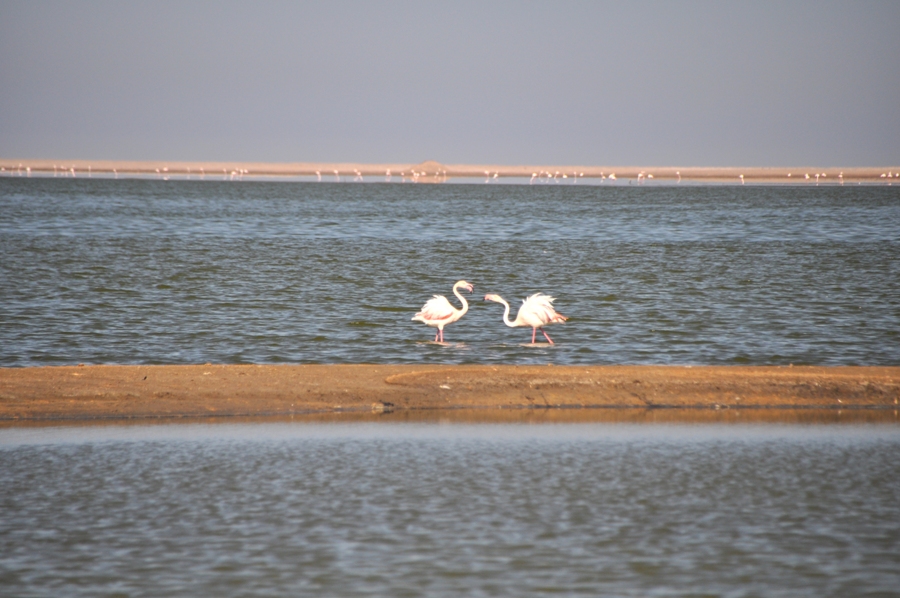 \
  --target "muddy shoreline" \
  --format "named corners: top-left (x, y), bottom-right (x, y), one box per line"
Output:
top-left (1, 364), bottom-right (898, 424)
